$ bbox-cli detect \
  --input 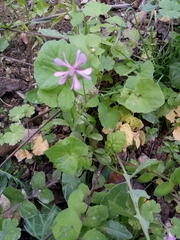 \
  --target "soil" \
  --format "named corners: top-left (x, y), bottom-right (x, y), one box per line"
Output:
top-left (0, 0), bottom-right (178, 239)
